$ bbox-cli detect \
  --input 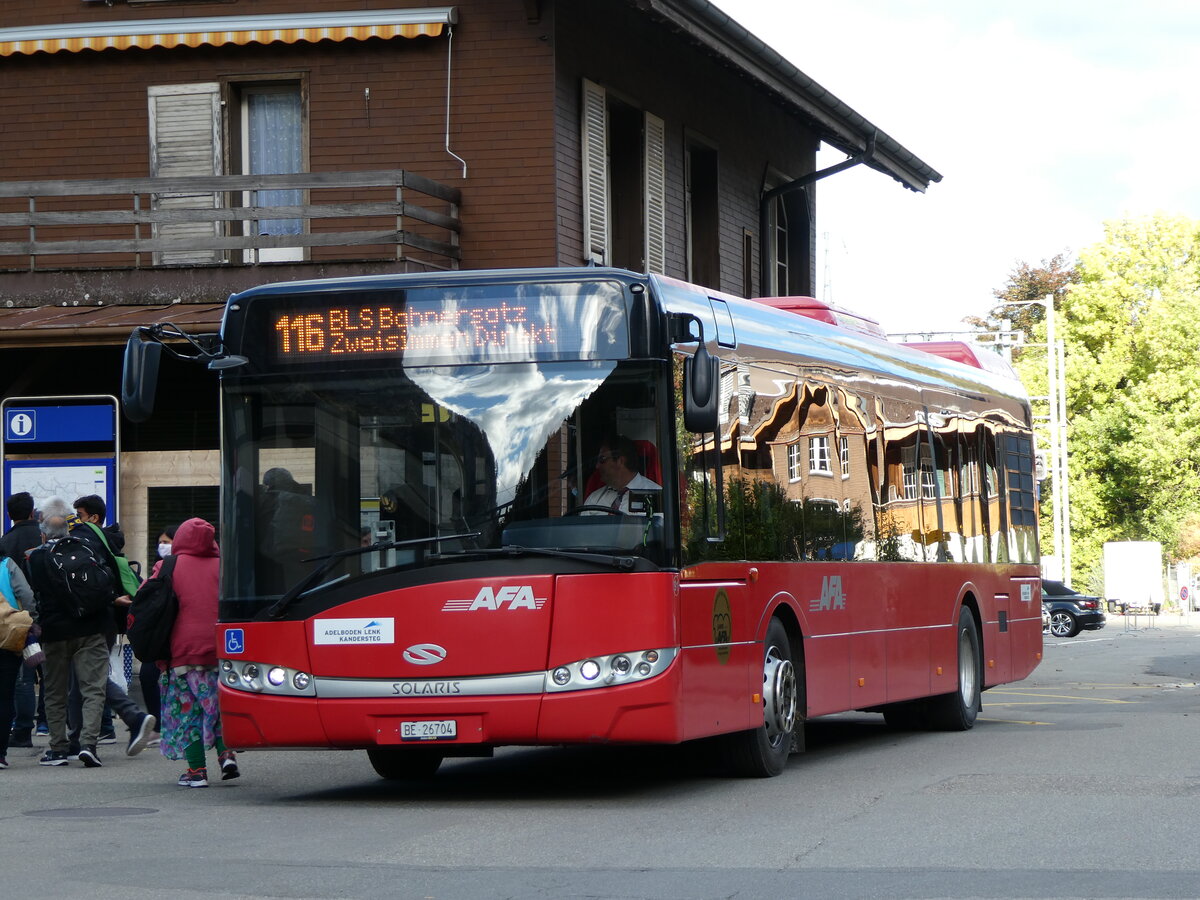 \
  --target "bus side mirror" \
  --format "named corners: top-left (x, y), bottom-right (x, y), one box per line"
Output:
top-left (684, 342), bottom-right (720, 433)
top-left (121, 329), bottom-right (161, 423)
